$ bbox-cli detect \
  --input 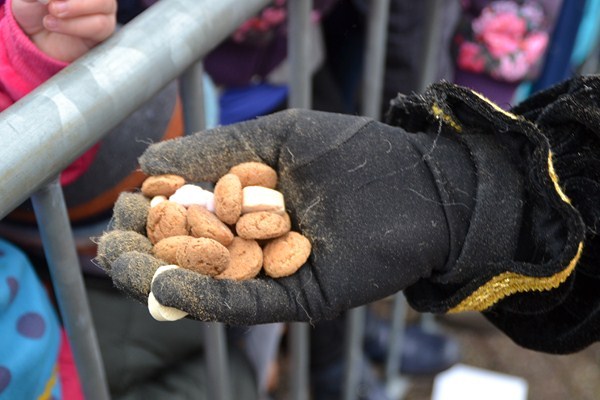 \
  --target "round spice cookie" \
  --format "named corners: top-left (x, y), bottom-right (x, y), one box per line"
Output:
top-left (176, 237), bottom-right (230, 276)
top-left (187, 204), bottom-right (234, 246)
top-left (214, 173), bottom-right (243, 225)
top-left (215, 237), bottom-right (263, 281)
top-left (141, 174), bottom-right (186, 198)
top-left (263, 232), bottom-right (311, 278)
top-left (152, 235), bottom-right (193, 265)
top-left (229, 162), bottom-right (278, 189)
top-left (146, 200), bottom-right (188, 244)
top-left (235, 211), bottom-right (291, 240)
